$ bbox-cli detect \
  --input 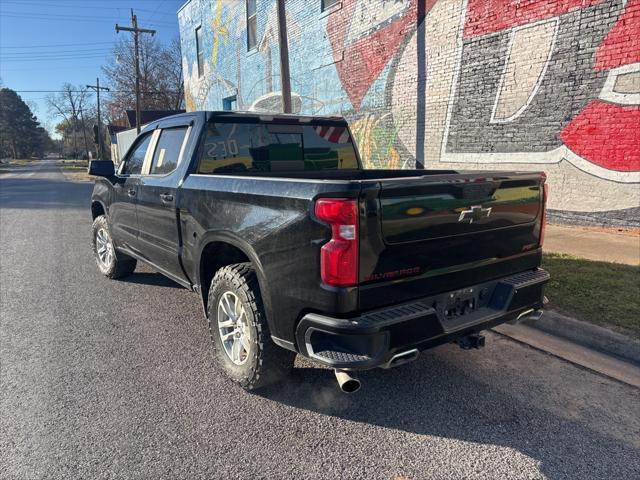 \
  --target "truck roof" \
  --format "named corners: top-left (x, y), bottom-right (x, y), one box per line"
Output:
top-left (151, 110), bottom-right (348, 125)
top-left (213, 110), bottom-right (346, 121)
